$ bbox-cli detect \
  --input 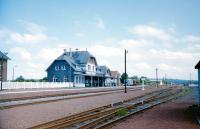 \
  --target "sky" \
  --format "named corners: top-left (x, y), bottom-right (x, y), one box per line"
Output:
top-left (0, 0), bottom-right (200, 80)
